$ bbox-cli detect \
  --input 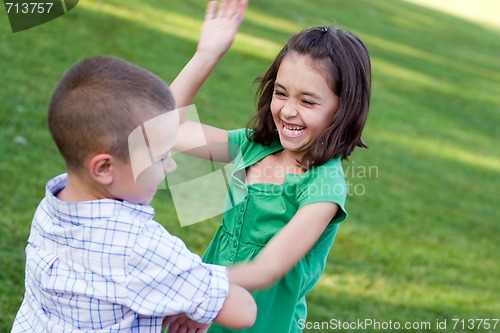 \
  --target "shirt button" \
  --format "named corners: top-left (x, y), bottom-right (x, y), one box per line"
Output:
top-left (233, 242), bottom-right (237, 248)
top-left (235, 230), bottom-right (240, 237)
